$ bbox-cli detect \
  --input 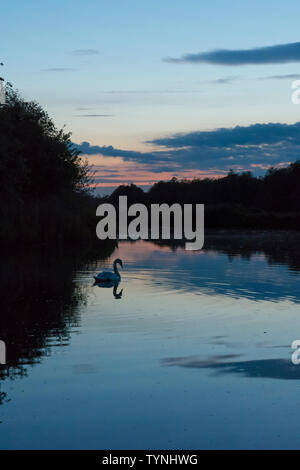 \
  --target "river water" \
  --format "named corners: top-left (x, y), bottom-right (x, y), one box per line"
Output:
top-left (1, 232), bottom-right (300, 449)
